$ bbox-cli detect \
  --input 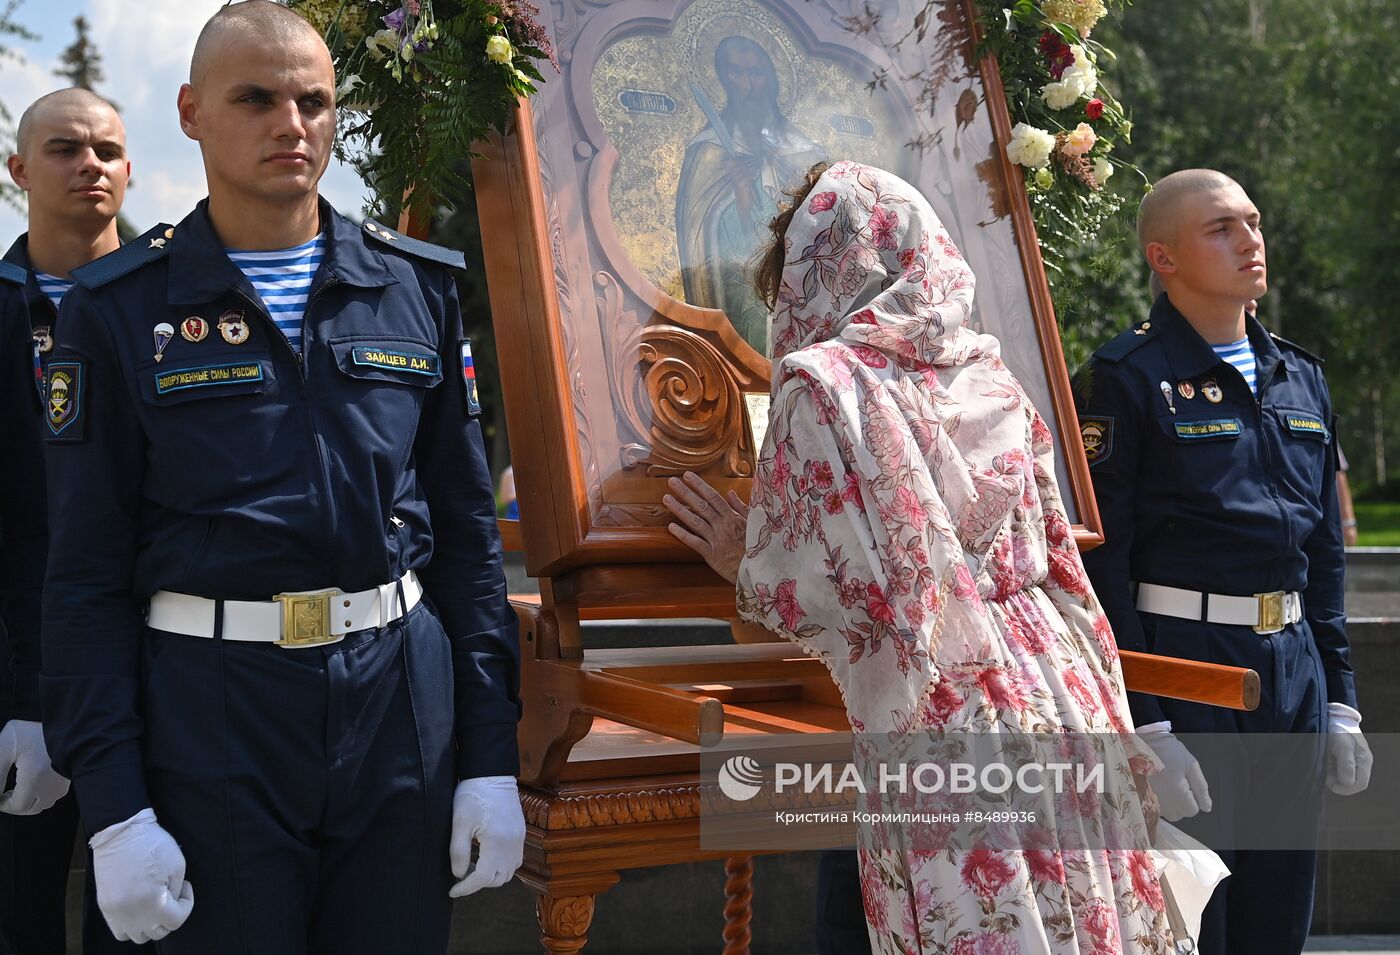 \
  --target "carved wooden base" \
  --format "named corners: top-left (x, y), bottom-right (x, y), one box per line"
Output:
top-left (536, 893), bottom-right (597, 954)
top-left (723, 855), bottom-right (754, 955)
